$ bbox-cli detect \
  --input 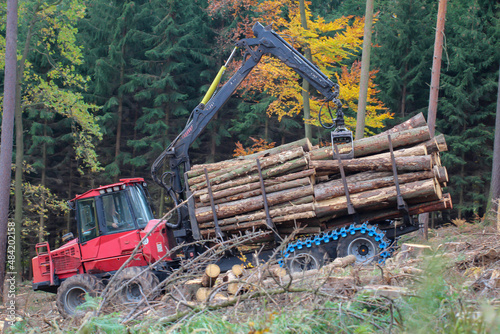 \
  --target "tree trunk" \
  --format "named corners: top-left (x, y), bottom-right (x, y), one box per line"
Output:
top-left (309, 126), bottom-right (431, 160)
top-left (0, 0), bottom-right (18, 297)
top-left (198, 203), bottom-right (315, 229)
top-left (310, 155), bottom-right (433, 174)
top-left (490, 64), bottom-right (500, 222)
top-left (314, 170), bottom-right (435, 201)
top-left (324, 193), bottom-right (452, 229)
top-left (315, 179), bottom-right (438, 218)
top-left (191, 156), bottom-right (308, 192)
top-left (198, 169), bottom-right (315, 202)
top-left (38, 123), bottom-right (47, 243)
top-left (114, 62), bottom-right (125, 182)
top-left (189, 138), bottom-right (311, 176)
top-left (195, 185), bottom-right (314, 223)
top-left (299, 0), bottom-right (312, 141)
top-left (355, 0), bottom-right (375, 140)
top-left (188, 147), bottom-right (306, 187)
